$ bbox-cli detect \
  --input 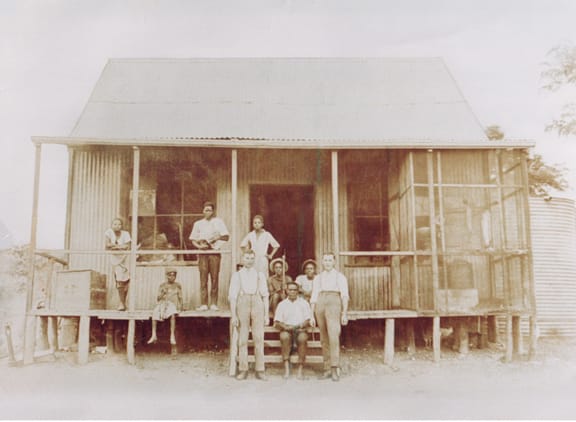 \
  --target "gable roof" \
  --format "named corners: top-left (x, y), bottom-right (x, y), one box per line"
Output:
top-left (70, 57), bottom-right (488, 143)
